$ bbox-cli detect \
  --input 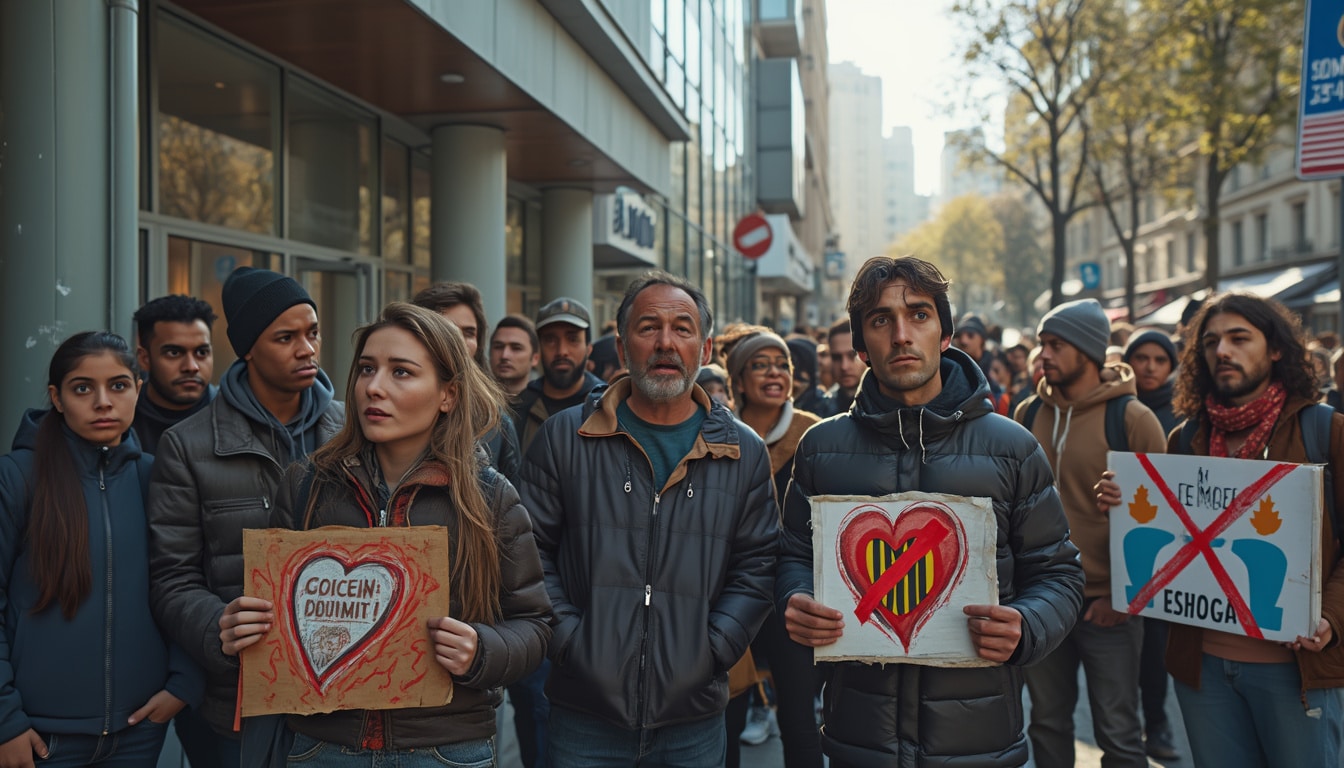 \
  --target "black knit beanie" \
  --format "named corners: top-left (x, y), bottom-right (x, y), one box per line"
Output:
top-left (1123, 328), bottom-right (1178, 368)
top-left (787, 337), bottom-right (819, 384)
top-left (221, 267), bottom-right (316, 356)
